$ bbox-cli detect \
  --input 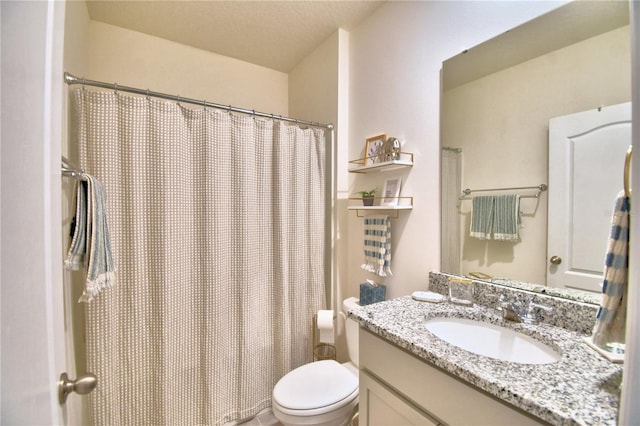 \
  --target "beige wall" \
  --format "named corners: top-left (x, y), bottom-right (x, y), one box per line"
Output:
top-left (289, 31), bottom-right (340, 126)
top-left (346, 1), bottom-right (565, 299)
top-left (87, 21), bottom-right (288, 116)
top-left (442, 26), bottom-right (631, 284)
